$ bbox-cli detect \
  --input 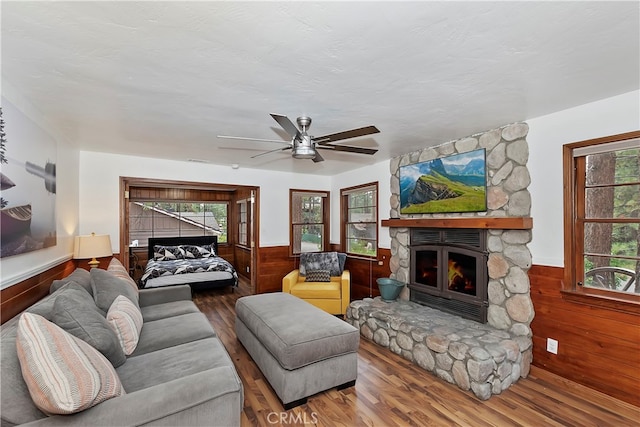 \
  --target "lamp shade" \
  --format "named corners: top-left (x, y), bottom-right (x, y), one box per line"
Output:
top-left (73, 233), bottom-right (112, 268)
